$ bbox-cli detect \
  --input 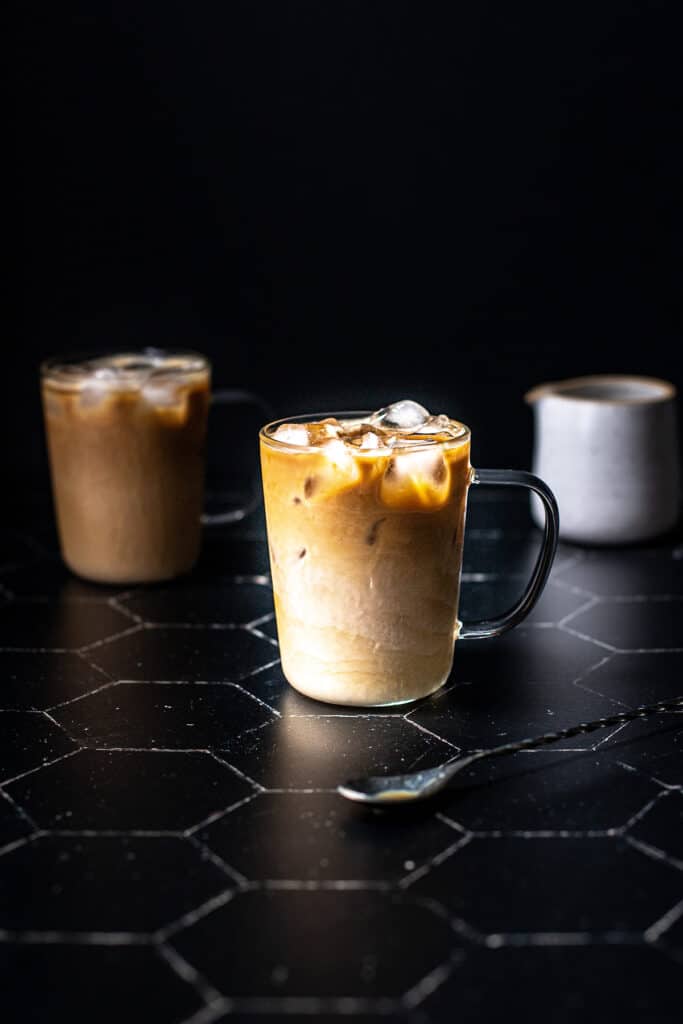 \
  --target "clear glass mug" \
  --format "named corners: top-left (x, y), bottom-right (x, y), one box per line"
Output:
top-left (260, 411), bottom-right (559, 707)
top-left (41, 349), bottom-right (270, 584)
